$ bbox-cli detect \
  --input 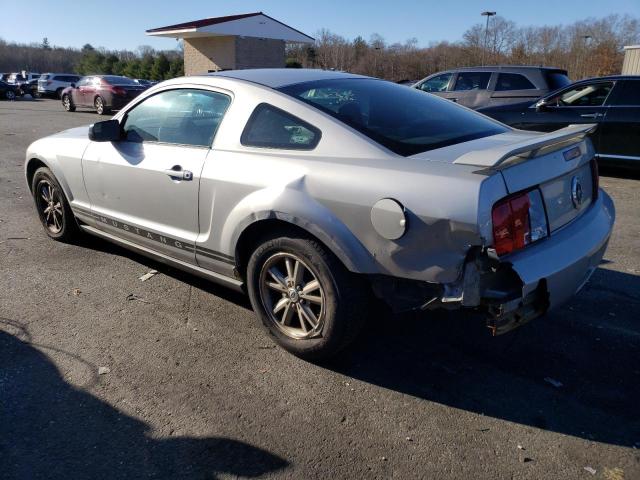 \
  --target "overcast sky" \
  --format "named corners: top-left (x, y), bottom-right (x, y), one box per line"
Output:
top-left (3, 0), bottom-right (639, 51)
